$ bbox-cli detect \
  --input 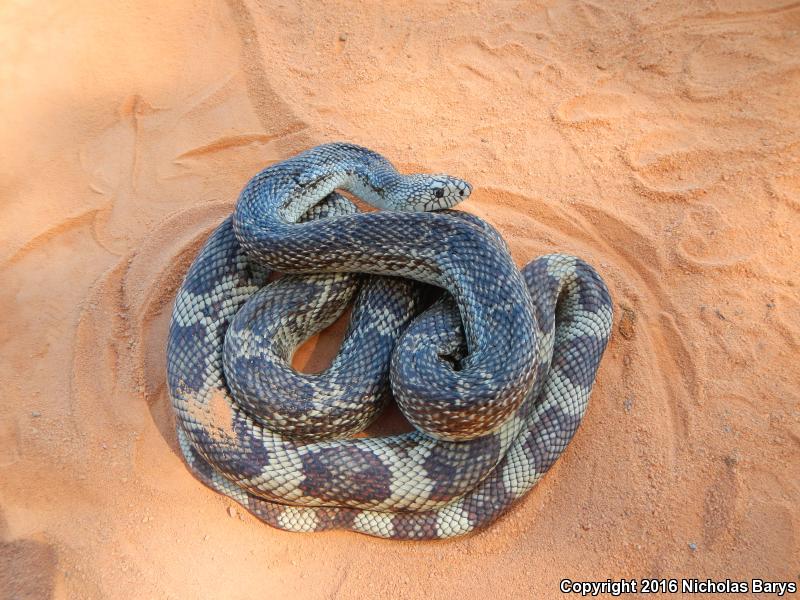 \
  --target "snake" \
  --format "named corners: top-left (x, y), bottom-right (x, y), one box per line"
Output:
top-left (167, 142), bottom-right (613, 539)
